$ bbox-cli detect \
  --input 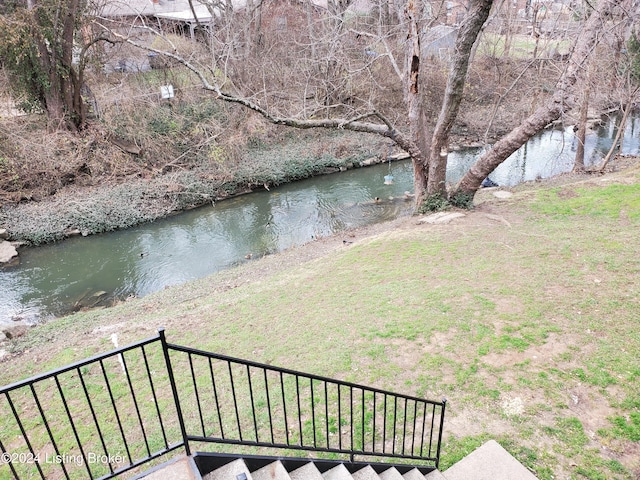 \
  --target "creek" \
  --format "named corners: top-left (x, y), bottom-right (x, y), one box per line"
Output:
top-left (1, 115), bottom-right (639, 324)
